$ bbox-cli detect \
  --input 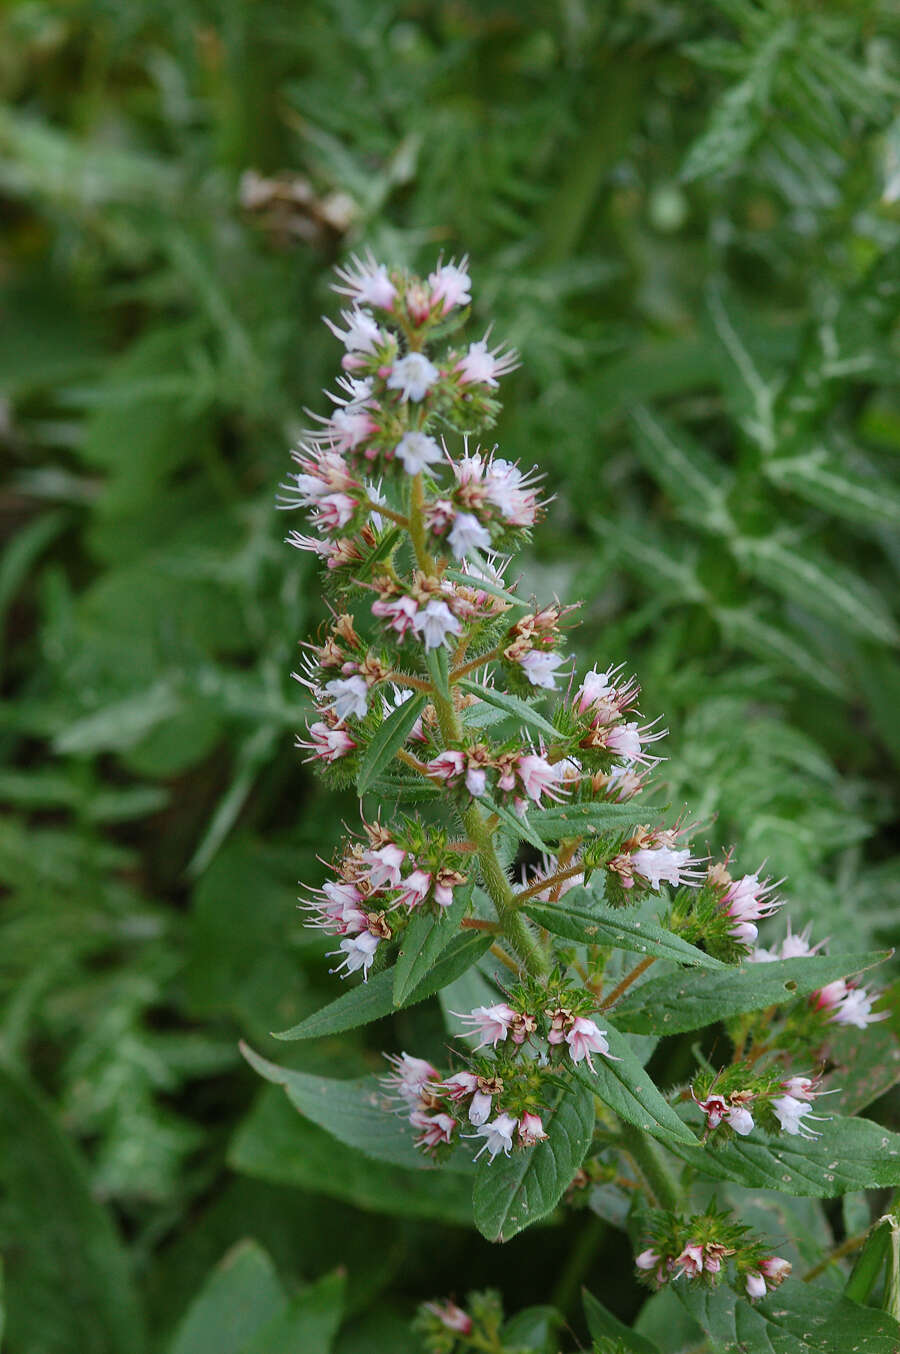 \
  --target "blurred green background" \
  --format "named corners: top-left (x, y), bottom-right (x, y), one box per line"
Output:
top-left (1, 1), bottom-right (900, 1350)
